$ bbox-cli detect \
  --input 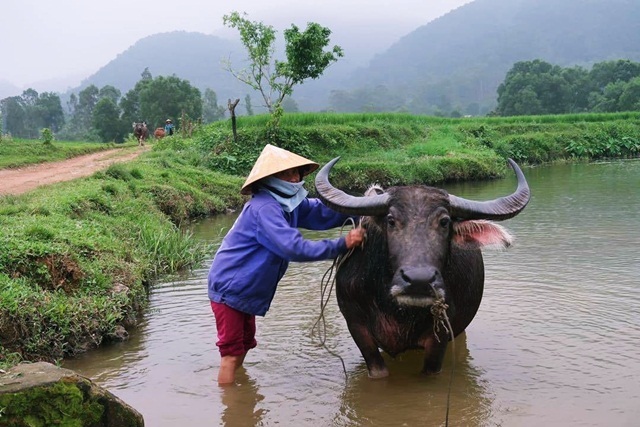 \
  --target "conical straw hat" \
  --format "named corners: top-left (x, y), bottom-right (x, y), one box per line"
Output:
top-left (240, 144), bottom-right (319, 195)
